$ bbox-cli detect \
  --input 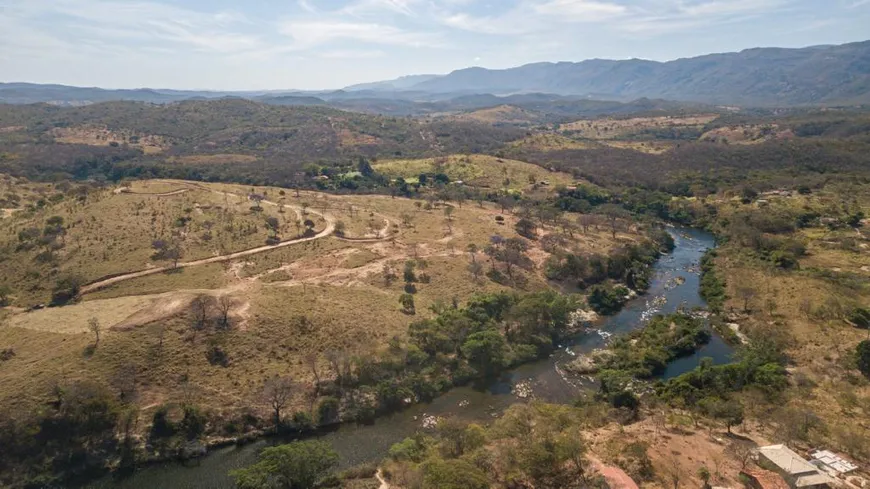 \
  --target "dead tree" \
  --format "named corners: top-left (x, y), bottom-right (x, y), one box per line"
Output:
top-left (262, 376), bottom-right (294, 431)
